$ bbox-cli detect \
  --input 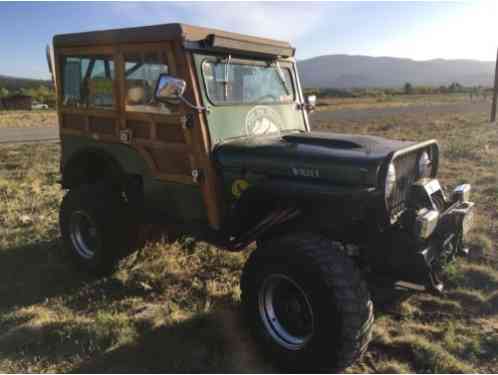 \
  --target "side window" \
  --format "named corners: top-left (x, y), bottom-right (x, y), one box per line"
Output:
top-left (124, 51), bottom-right (170, 113)
top-left (62, 55), bottom-right (115, 109)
